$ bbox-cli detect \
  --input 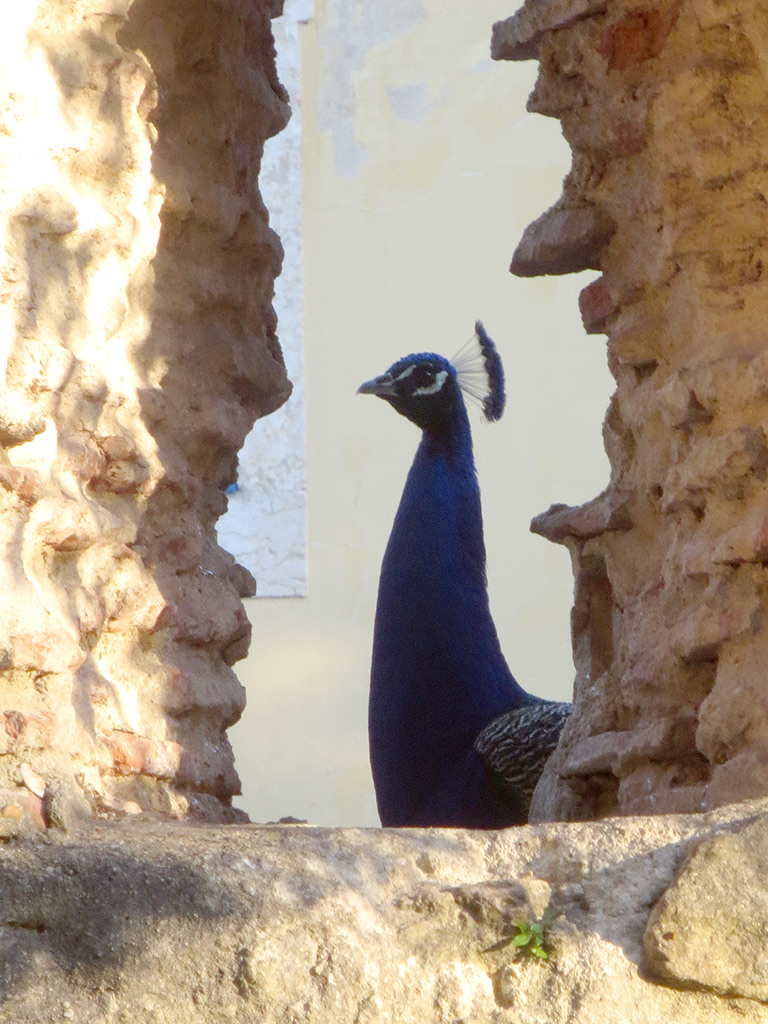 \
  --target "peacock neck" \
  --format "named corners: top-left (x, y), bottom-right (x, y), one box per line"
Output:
top-left (370, 405), bottom-right (526, 759)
